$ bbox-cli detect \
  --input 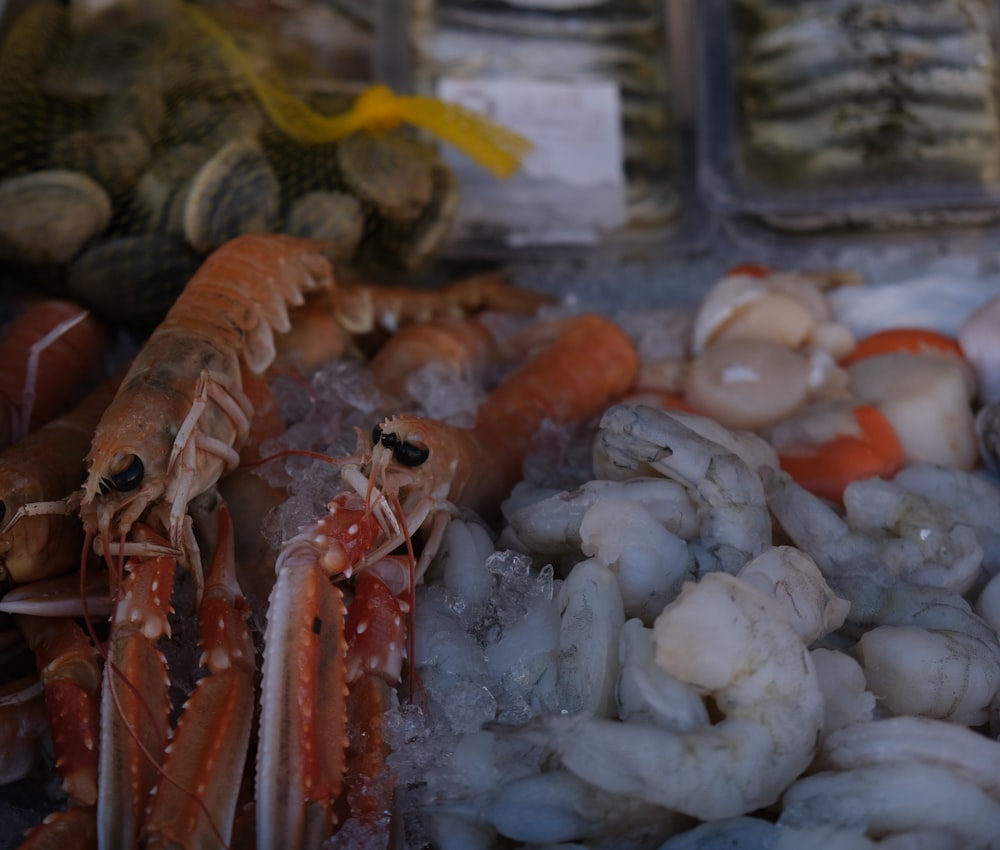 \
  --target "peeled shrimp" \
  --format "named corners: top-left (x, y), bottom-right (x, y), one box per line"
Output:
top-left (821, 715), bottom-right (1000, 796)
top-left (736, 546), bottom-right (849, 645)
top-left (857, 625), bottom-right (1000, 725)
top-left (500, 572), bottom-right (823, 820)
top-left (780, 717), bottom-right (1000, 847)
top-left (554, 559), bottom-right (625, 718)
top-left (886, 464), bottom-right (1000, 572)
top-left (811, 648), bottom-right (876, 733)
top-left (504, 476), bottom-right (700, 559)
top-left (780, 764), bottom-right (1000, 848)
top-left (762, 466), bottom-right (984, 595)
top-left (594, 404), bottom-right (771, 574)
top-left (577, 497), bottom-right (695, 624)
